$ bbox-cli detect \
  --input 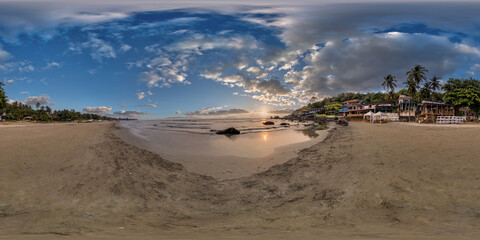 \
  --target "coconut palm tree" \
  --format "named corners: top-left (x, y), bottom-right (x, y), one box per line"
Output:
top-left (420, 81), bottom-right (432, 100)
top-left (429, 76), bottom-right (442, 93)
top-left (382, 74), bottom-right (397, 91)
top-left (403, 78), bottom-right (417, 99)
top-left (382, 74), bottom-right (397, 100)
top-left (406, 64), bottom-right (428, 101)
